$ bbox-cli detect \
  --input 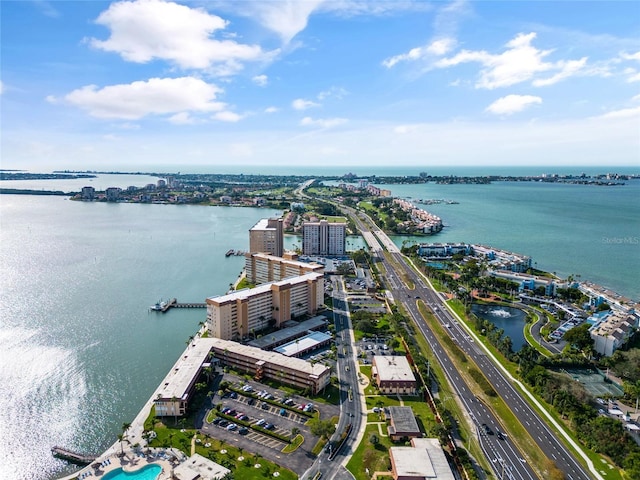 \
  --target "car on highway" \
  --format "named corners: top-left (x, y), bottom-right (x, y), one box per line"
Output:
top-left (482, 423), bottom-right (493, 435)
